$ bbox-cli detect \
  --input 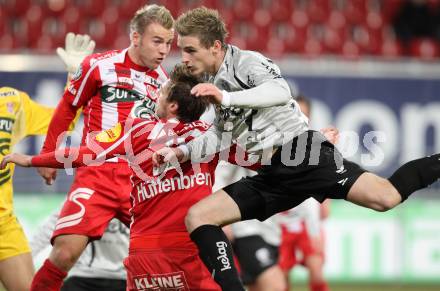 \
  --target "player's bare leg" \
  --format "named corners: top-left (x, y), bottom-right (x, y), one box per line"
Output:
top-left (346, 172), bottom-right (401, 211)
top-left (0, 253), bottom-right (34, 291)
top-left (248, 265), bottom-right (287, 291)
top-left (49, 234), bottom-right (89, 271)
top-left (185, 189), bottom-right (241, 232)
top-left (347, 153), bottom-right (440, 211)
top-left (304, 255), bottom-right (328, 291)
top-left (31, 234), bottom-right (88, 291)
top-left (186, 190), bottom-right (245, 290)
